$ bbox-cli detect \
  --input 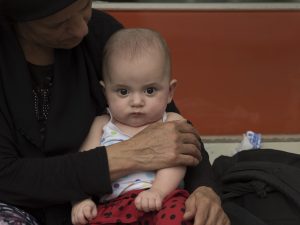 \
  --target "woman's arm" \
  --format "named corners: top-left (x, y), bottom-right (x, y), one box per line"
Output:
top-left (0, 111), bottom-right (112, 207)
